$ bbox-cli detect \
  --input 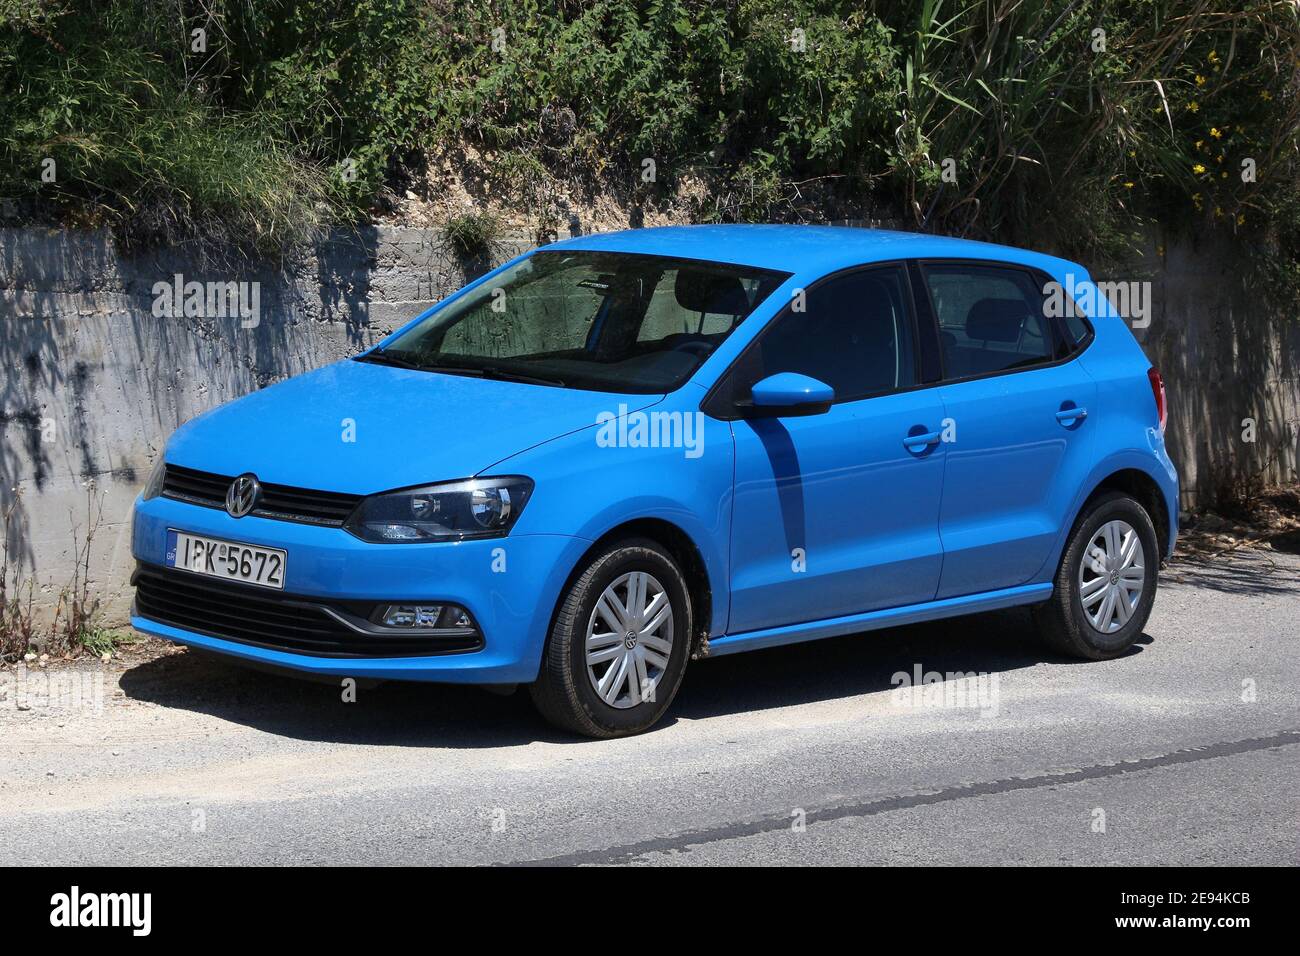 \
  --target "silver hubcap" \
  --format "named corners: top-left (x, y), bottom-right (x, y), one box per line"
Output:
top-left (585, 571), bottom-right (674, 709)
top-left (1079, 519), bottom-right (1146, 634)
